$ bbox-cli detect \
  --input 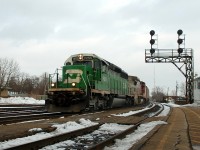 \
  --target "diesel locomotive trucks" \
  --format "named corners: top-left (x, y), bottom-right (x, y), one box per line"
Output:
top-left (45, 53), bottom-right (149, 112)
